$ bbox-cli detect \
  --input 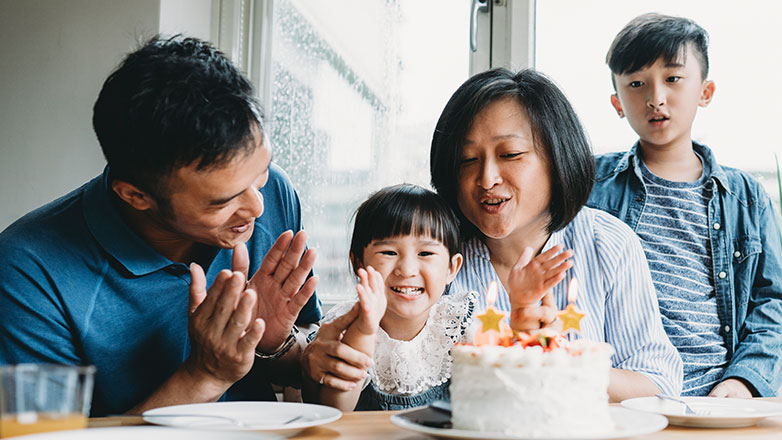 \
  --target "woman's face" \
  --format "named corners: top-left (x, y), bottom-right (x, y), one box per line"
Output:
top-left (456, 97), bottom-right (552, 242)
